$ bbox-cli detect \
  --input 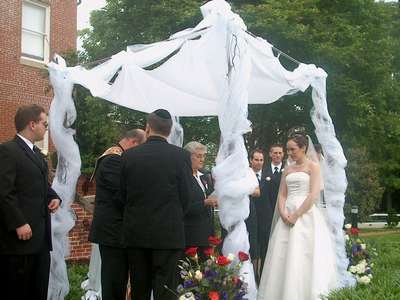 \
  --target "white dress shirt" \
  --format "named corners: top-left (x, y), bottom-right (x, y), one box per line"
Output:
top-left (17, 134), bottom-right (34, 152)
top-left (271, 162), bottom-right (282, 174)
